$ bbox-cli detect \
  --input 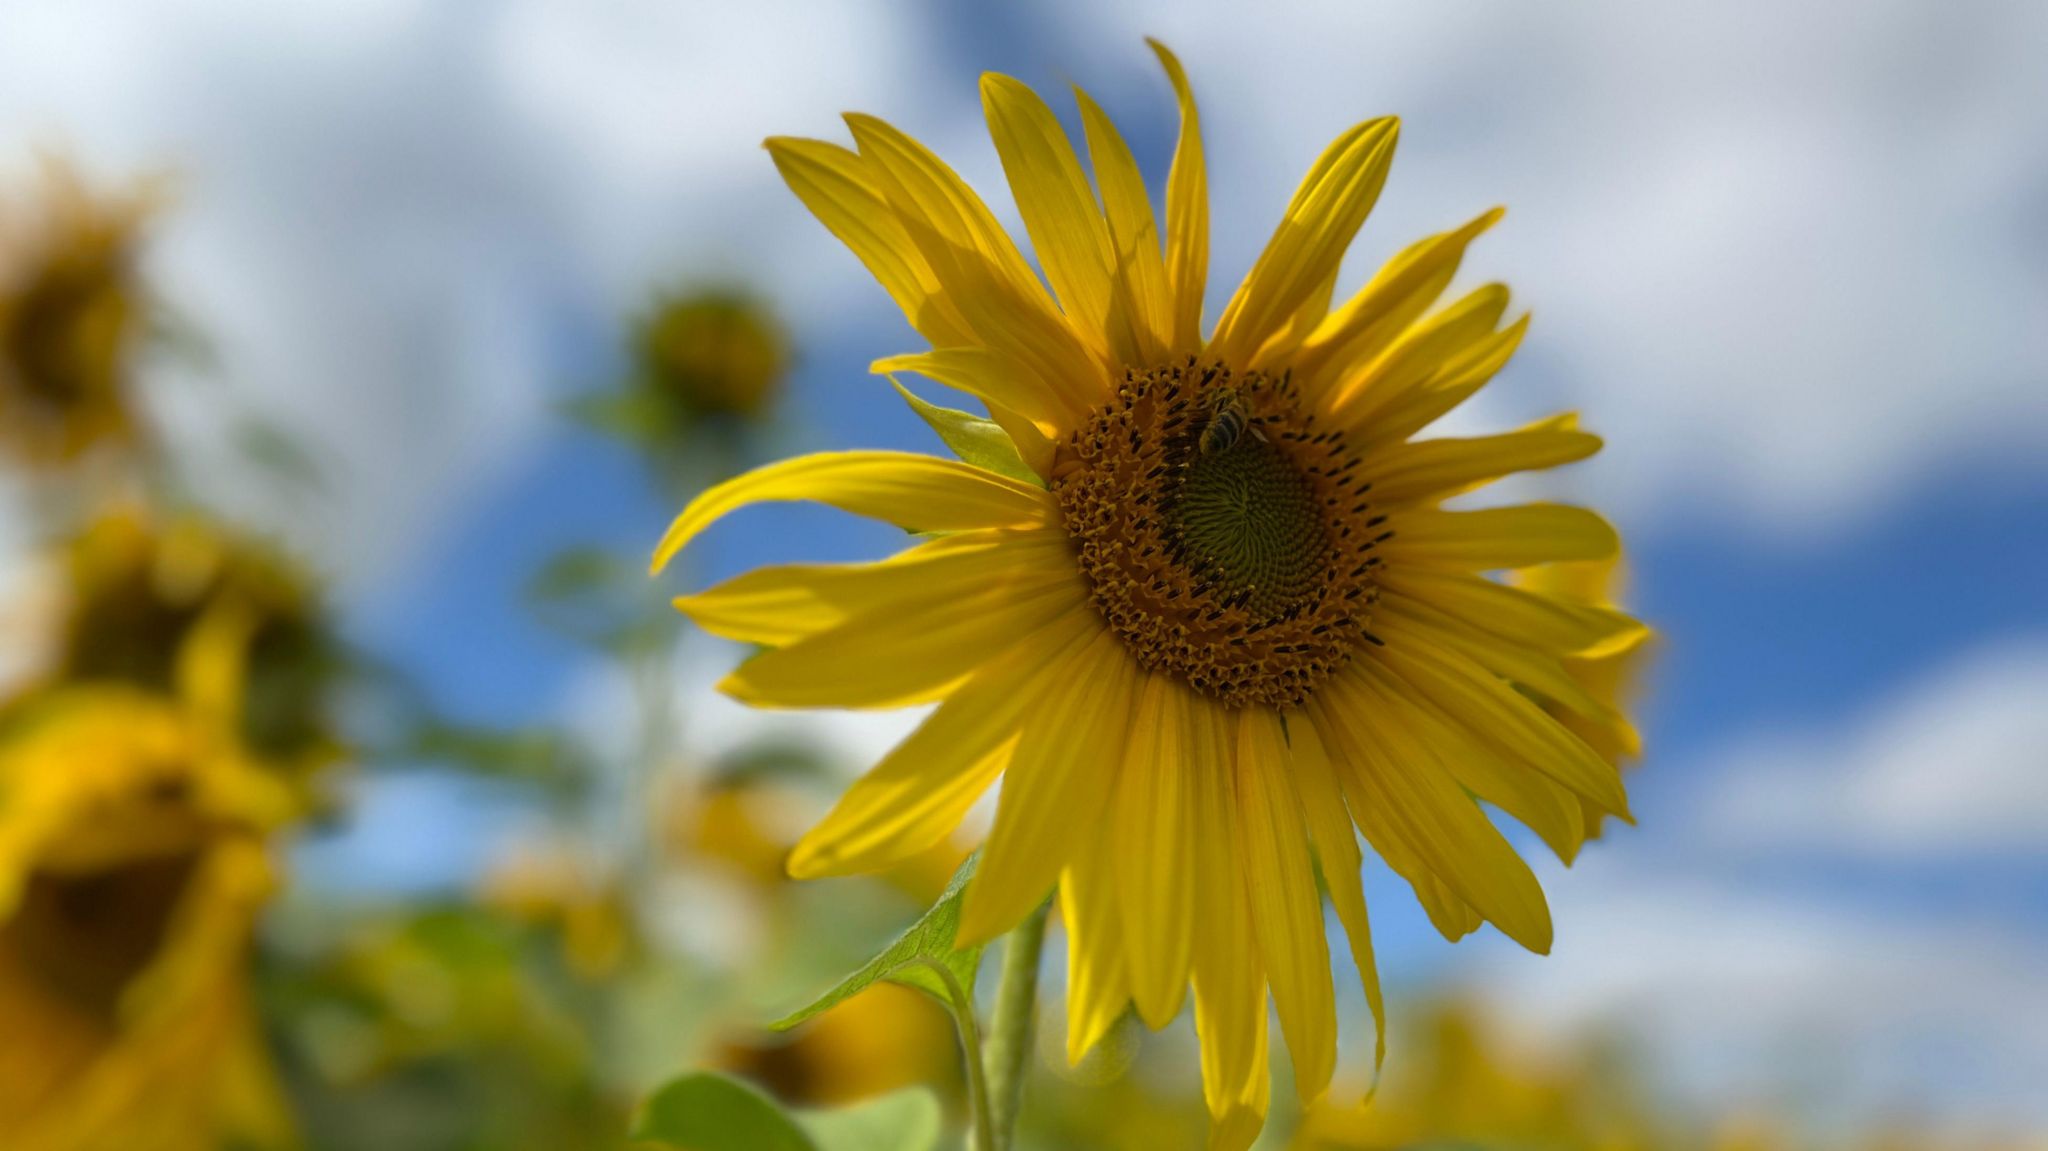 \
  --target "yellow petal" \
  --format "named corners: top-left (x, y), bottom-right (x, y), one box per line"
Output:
top-left (981, 73), bottom-right (1126, 362)
top-left (1363, 413), bottom-right (1602, 505)
top-left (872, 347), bottom-right (1086, 434)
top-left (1233, 709), bottom-right (1337, 1102)
top-left (1148, 40), bottom-right (1209, 354)
top-left (651, 451), bottom-right (1054, 573)
top-left (1377, 566), bottom-right (1647, 659)
top-left (1352, 656), bottom-right (1588, 865)
top-left (1296, 698), bottom-right (1484, 944)
top-left (765, 137), bottom-right (970, 346)
top-left (1061, 821), bottom-right (1129, 1064)
top-left (1075, 85), bottom-right (1172, 365)
top-left (720, 575), bottom-right (1086, 710)
top-left (1295, 206), bottom-right (1504, 393)
top-left (1189, 700), bottom-right (1268, 1140)
top-left (1209, 117), bottom-right (1400, 368)
top-left (1312, 671), bottom-right (1554, 954)
top-left (1368, 612), bottom-right (1631, 819)
top-left (958, 632), bottom-right (1137, 945)
top-left (1326, 282), bottom-right (1511, 429)
top-left (1380, 590), bottom-right (1622, 726)
top-left (1115, 673), bottom-right (1197, 1030)
top-left (787, 608), bottom-right (1102, 878)
top-left (842, 112), bottom-right (1043, 308)
top-left (1354, 313), bottom-right (1529, 446)
top-left (1383, 503), bottom-right (1620, 571)
top-left (1285, 716), bottom-right (1386, 1087)
top-left (846, 114), bottom-right (1111, 404)
top-left (676, 528), bottom-right (1071, 646)
top-left (1202, 1008), bottom-right (1270, 1151)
